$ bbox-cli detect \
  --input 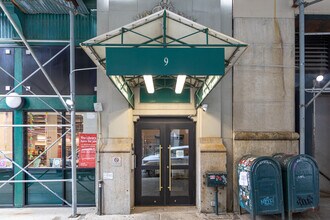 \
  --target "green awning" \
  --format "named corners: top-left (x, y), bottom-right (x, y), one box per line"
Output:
top-left (81, 9), bottom-right (247, 108)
